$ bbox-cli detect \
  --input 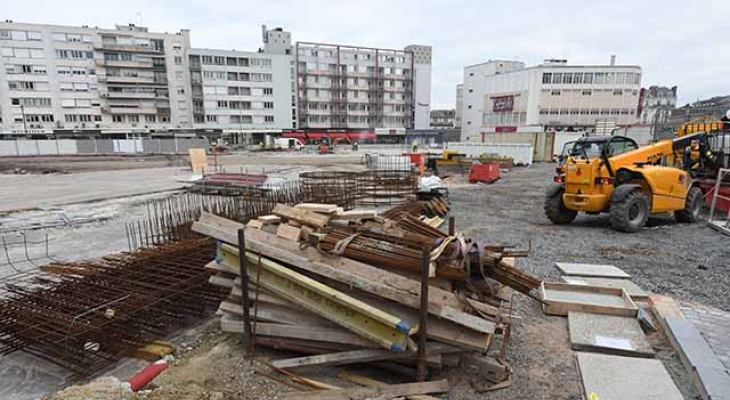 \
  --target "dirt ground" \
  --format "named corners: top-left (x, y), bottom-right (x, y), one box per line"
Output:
top-left (10, 160), bottom-right (730, 400)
